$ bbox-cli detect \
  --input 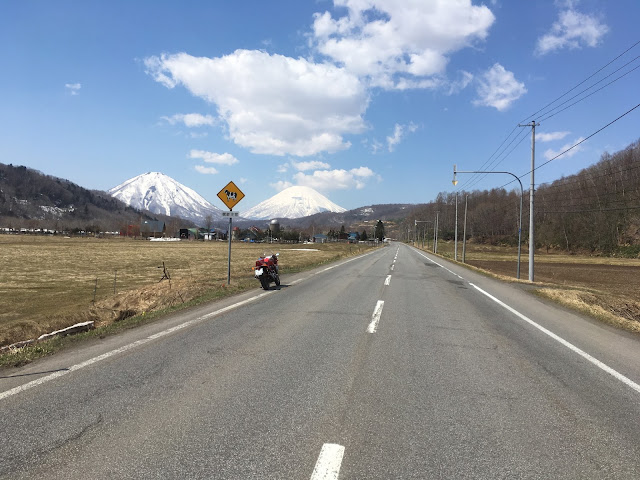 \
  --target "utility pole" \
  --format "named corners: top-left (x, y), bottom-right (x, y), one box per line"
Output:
top-left (454, 190), bottom-right (458, 261)
top-left (519, 121), bottom-right (539, 282)
top-left (462, 195), bottom-right (468, 263)
top-left (434, 212), bottom-right (439, 254)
